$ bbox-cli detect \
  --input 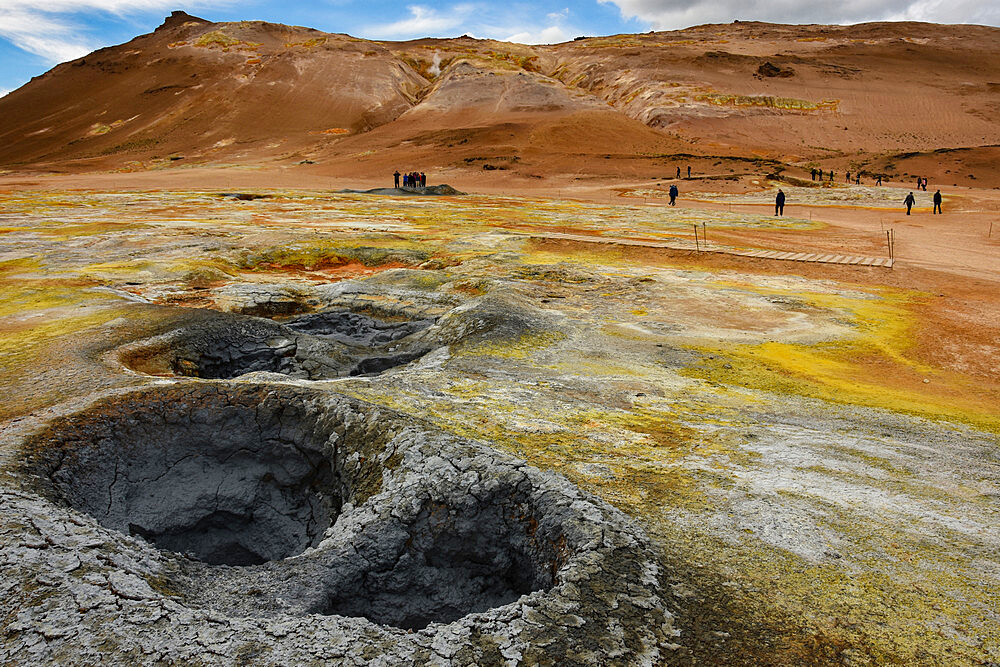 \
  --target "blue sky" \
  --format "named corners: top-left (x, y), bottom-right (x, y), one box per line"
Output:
top-left (1, 0), bottom-right (998, 98)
